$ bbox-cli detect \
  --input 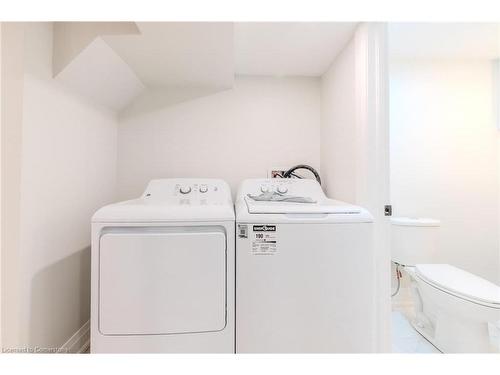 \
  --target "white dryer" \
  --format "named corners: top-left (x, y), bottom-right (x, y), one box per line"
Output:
top-left (235, 178), bottom-right (375, 353)
top-left (91, 179), bottom-right (234, 353)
